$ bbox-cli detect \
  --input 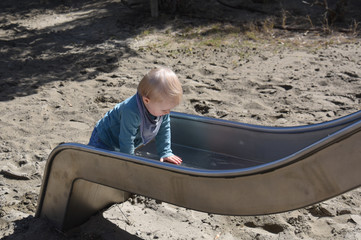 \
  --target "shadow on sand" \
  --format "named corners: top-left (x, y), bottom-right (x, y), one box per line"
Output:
top-left (1, 0), bottom-right (359, 101)
top-left (3, 213), bottom-right (142, 240)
